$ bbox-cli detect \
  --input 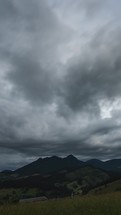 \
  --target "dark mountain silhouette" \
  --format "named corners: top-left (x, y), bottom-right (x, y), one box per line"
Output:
top-left (1, 170), bottom-right (13, 175)
top-left (10, 156), bottom-right (121, 177)
top-left (1, 156), bottom-right (121, 177)
top-left (15, 155), bottom-right (85, 176)
top-left (86, 159), bottom-right (105, 169)
top-left (0, 155), bottom-right (120, 198)
top-left (86, 159), bottom-right (121, 174)
top-left (105, 159), bottom-right (121, 172)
